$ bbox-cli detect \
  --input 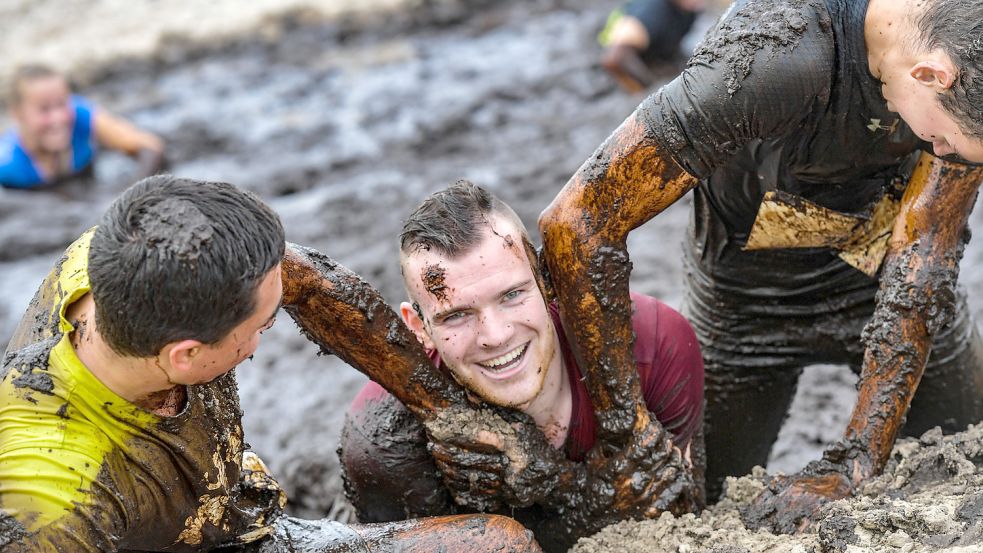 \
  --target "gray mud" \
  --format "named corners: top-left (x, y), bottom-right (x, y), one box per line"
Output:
top-left (572, 424), bottom-right (983, 552)
top-left (3, 0), bottom-right (983, 549)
